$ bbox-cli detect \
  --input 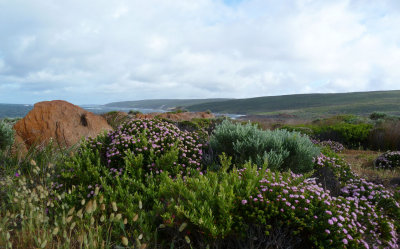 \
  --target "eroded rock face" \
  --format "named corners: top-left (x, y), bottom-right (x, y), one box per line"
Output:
top-left (135, 111), bottom-right (214, 121)
top-left (13, 100), bottom-right (112, 150)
